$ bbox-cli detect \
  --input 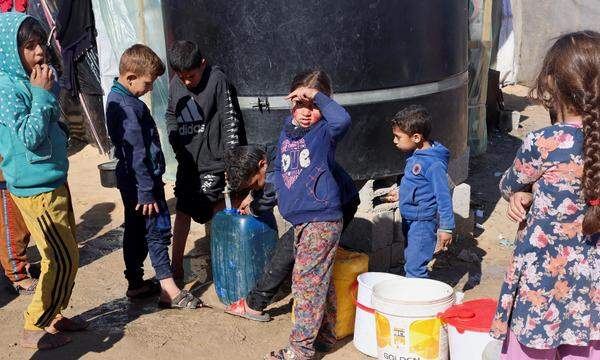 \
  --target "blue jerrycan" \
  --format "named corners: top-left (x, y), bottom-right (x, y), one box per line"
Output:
top-left (210, 209), bottom-right (278, 305)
